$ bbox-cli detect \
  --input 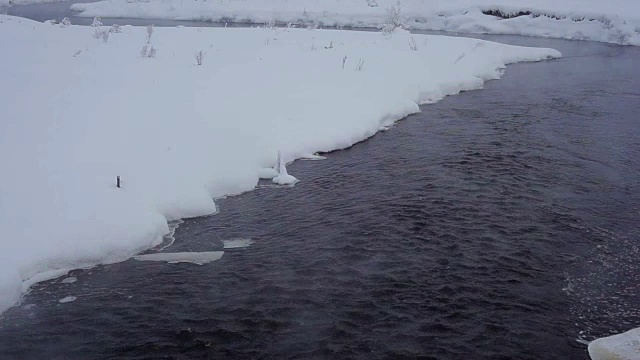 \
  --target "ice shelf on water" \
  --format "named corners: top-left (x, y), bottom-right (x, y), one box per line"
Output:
top-left (67, 0), bottom-right (640, 46)
top-left (0, 14), bottom-right (560, 315)
top-left (588, 327), bottom-right (640, 360)
top-left (222, 239), bottom-right (254, 249)
top-left (58, 296), bottom-right (77, 303)
top-left (134, 252), bottom-right (225, 265)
